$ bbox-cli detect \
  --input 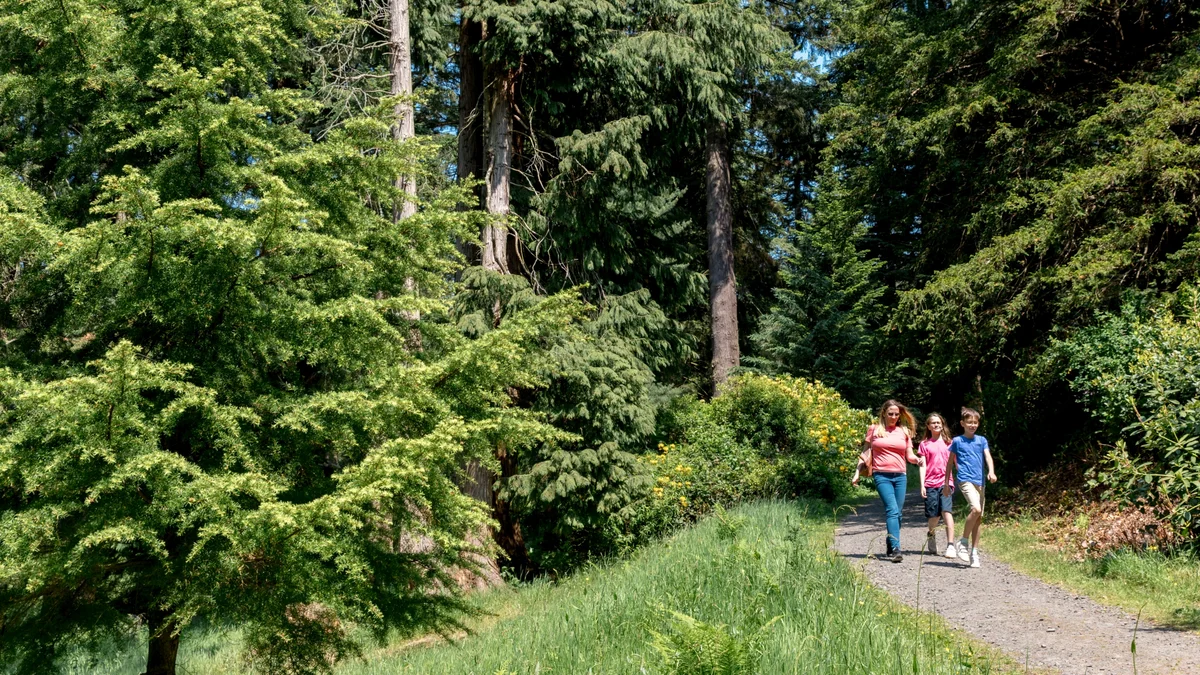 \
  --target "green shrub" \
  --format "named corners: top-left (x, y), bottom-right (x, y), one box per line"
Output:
top-left (610, 374), bottom-right (871, 549)
top-left (1062, 287), bottom-right (1200, 545)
